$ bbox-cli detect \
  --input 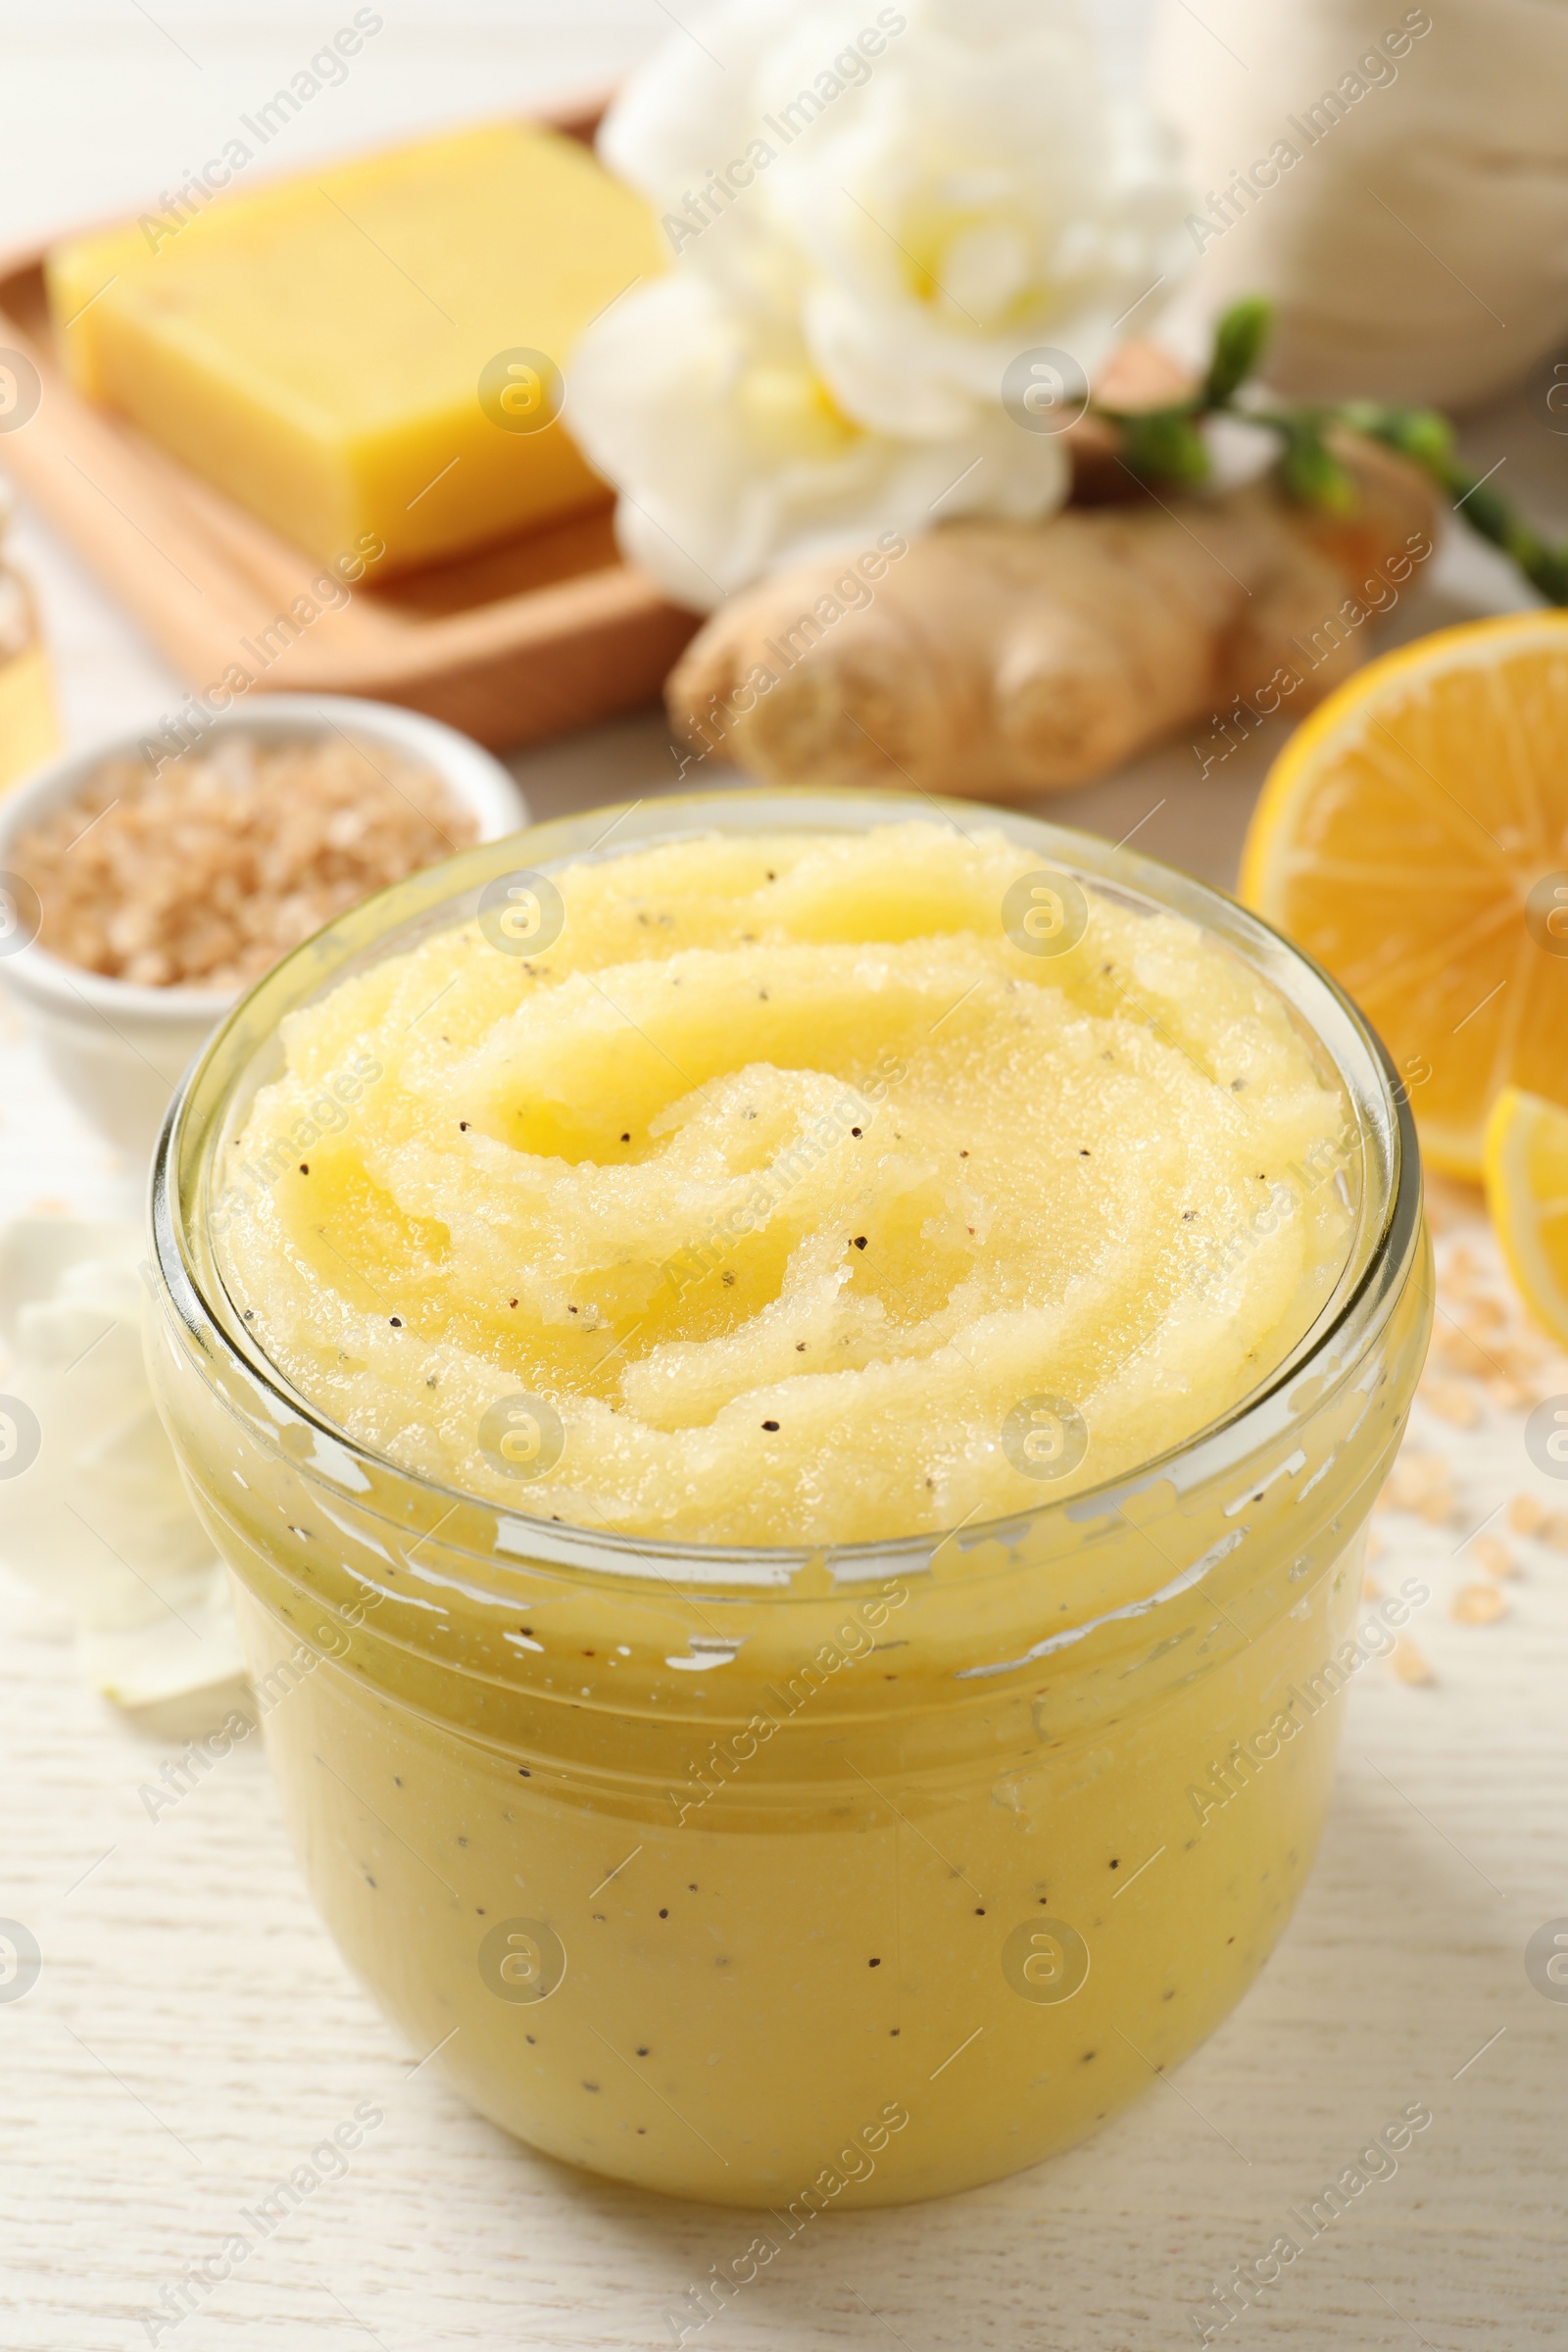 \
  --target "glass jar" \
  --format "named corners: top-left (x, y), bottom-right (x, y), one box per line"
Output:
top-left (0, 479), bottom-right (59, 793)
top-left (146, 787), bottom-right (1430, 2210)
